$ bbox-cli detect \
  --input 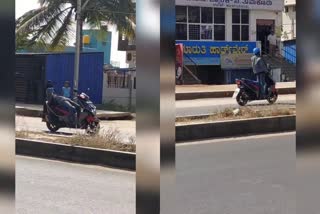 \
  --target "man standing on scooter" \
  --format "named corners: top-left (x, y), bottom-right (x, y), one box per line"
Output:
top-left (251, 48), bottom-right (268, 98)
